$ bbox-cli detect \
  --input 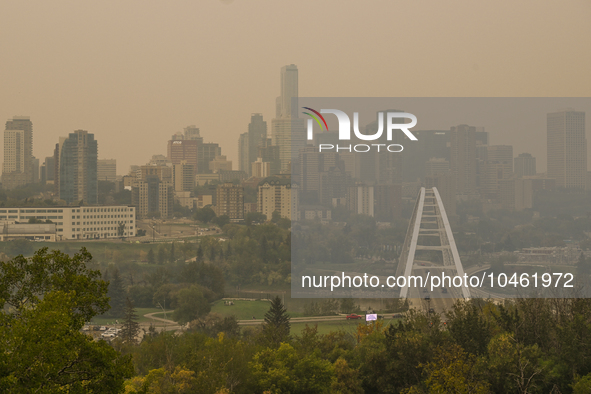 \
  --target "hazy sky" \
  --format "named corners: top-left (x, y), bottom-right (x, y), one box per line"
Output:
top-left (1, 0), bottom-right (590, 174)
